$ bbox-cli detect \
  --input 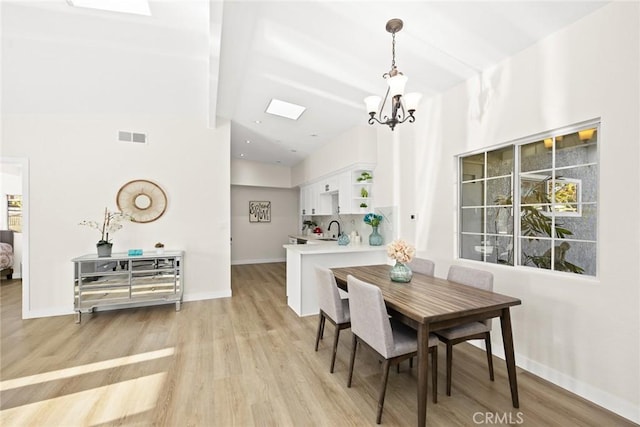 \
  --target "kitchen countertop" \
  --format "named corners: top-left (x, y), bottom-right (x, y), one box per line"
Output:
top-left (283, 240), bottom-right (386, 254)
